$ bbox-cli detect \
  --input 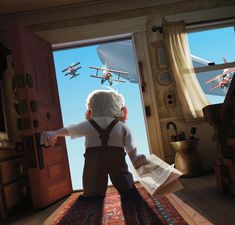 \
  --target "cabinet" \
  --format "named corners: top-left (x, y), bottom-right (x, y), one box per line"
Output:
top-left (0, 147), bottom-right (29, 219)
